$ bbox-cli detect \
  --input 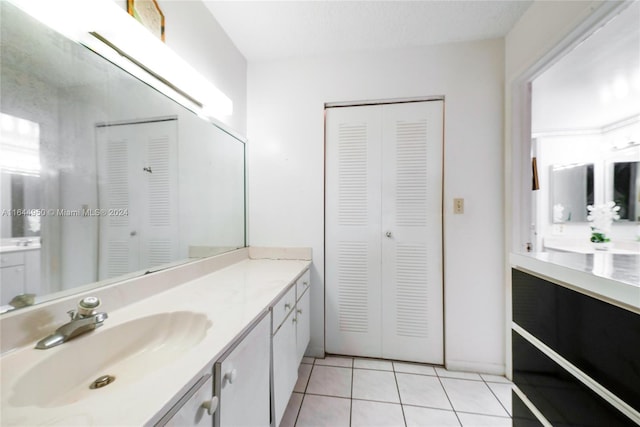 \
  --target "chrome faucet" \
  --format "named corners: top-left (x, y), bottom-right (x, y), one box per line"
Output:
top-left (35, 296), bottom-right (108, 350)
